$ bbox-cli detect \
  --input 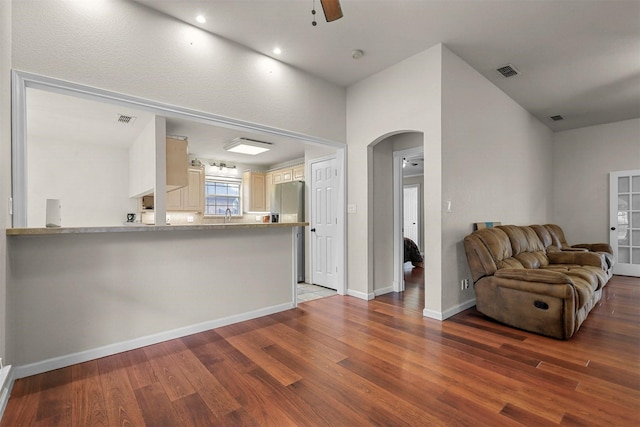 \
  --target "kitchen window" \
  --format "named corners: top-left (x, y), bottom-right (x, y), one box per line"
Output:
top-left (205, 178), bottom-right (241, 216)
